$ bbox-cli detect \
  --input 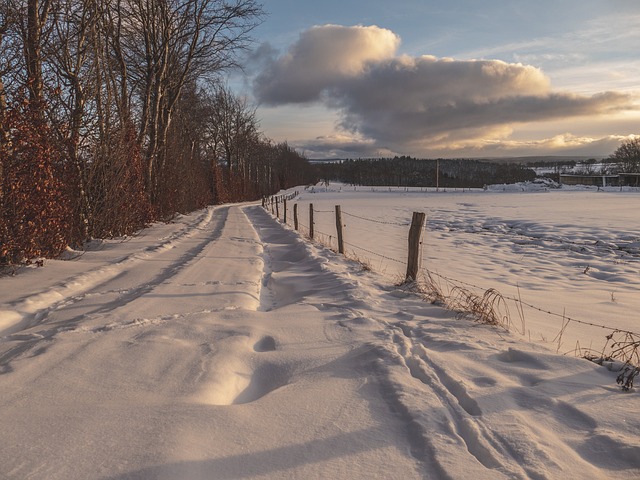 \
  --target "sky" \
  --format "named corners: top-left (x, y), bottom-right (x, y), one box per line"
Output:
top-left (234, 0), bottom-right (640, 159)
